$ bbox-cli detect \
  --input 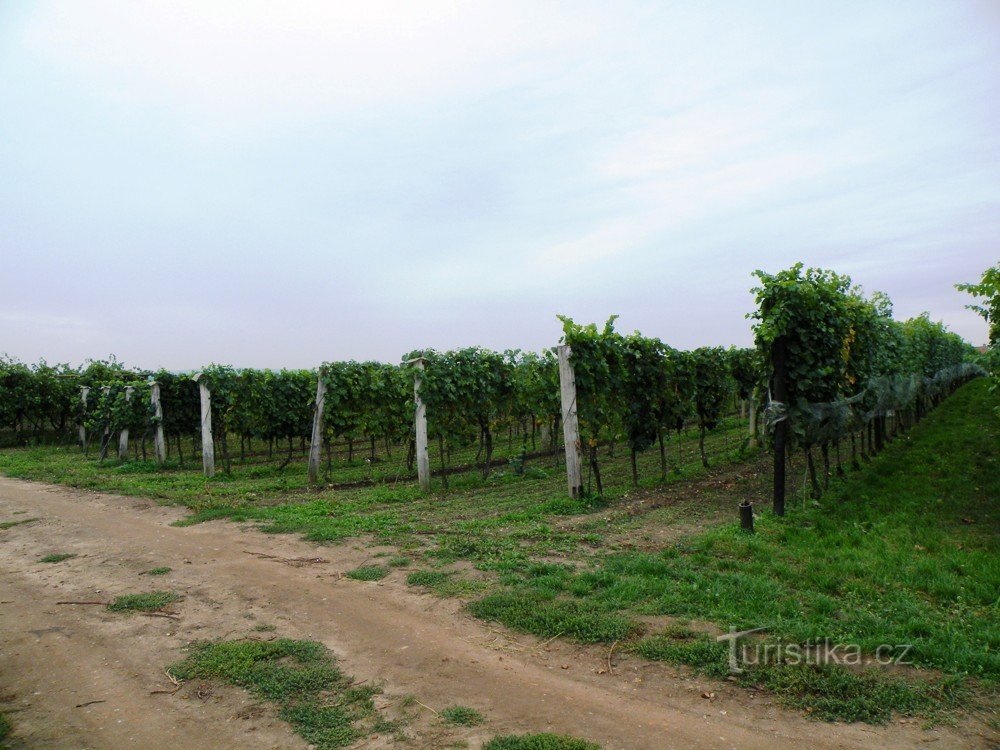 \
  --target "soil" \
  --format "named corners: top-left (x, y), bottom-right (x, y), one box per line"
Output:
top-left (0, 477), bottom-right (994, 749)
